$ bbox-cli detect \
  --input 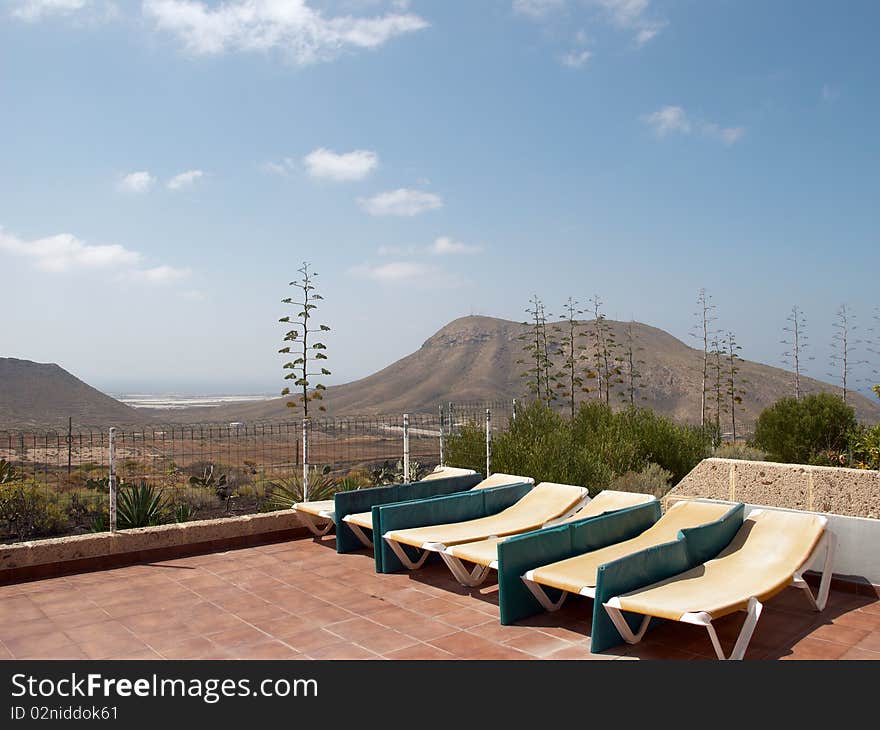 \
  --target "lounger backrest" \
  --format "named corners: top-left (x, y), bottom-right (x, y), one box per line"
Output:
top-left (714, 509), bottom-right (826, 568)
top-left (470, 473), bottom-right (535, 490)
top-left (589, 501), bottom-right (744, 654)
top-left (421, 466), bottom-right (478, 481)
top-left (496, 482), bottom-right (588, 522)
top-left (562, 490), bottom-right (655, 522)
